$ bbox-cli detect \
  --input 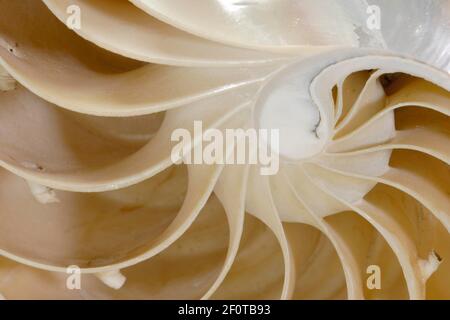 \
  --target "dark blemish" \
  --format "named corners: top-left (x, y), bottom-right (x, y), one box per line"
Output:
top-left (433, 250), bottom-right (443, 262)
top-left (120, 204), bottom-right (144, 214)
top-left (312, 113), bottom-right (322, 139)
top-left (379, 73), bottom-right (397, 89)
top-left (379, 73), bottom-right (410, 95)
top-left (8, 42), bottom-right (18, 54)
top-left (233, 1), bottom-right (259, 7)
